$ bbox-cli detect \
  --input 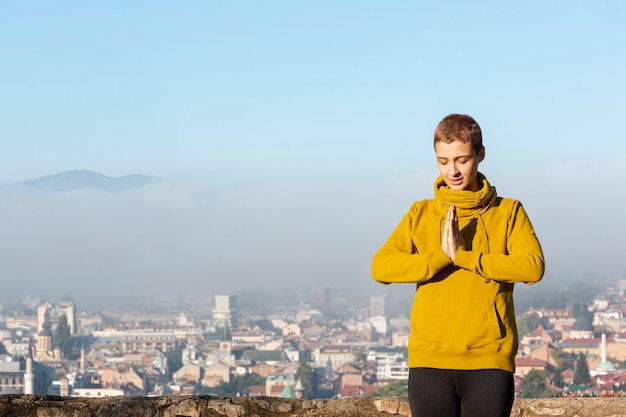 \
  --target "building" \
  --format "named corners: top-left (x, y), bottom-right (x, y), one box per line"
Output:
top-left (265, 373), bottom-right (295, 397)
top-left (212, 295), bottom-right (237, 330)
top-left (307, 286), bottom-right (330, 313)
top-left (370, 316), bottom-right (387, 336)
top-left (313, 345), bottom-right (353, 370)
top-left (0, 354), bottom-right (52, 394)
top-left (73, 387), bottom-right (125, 397)
top-left (570, 315), bottom-right (595, 339)
top-left (37, 297), bottom-right (77, 336)
top-left (560, 338), bottom-right (601, 357)
top-left (514, 357), bottom-right (549, 378)
top-left (365, 345), bottom-right (407, 381)
top-left (377, 362), bottom-right (409, 381)
top-left (202, 361), bottom-right (231, 388)
top-left (592, 333), bottom-right (618, 376)
top-left (369, 295), bottom-right (386, 317)
top-left (35, 316), bottom-right (58, 361)
top-left (91, 329), bottom-right (177, 353)
top-left (121, 331), bottom-right (177, 353)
